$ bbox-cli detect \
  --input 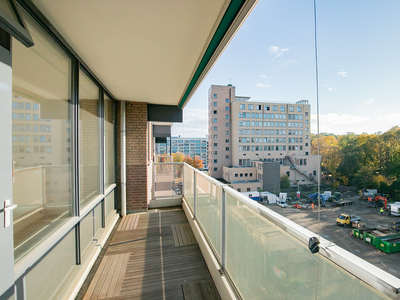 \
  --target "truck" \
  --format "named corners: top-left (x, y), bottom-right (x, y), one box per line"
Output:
top-left (360, 189), bottom-right (377, 200)
top-left (328, 192), bottom-right (343, 202)
top-left (336, 214), bottom-right (361, 226)
top-left (331, 199), bottom-right (353, 206)
top-left (389, 203), bottom-right (400, 216)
